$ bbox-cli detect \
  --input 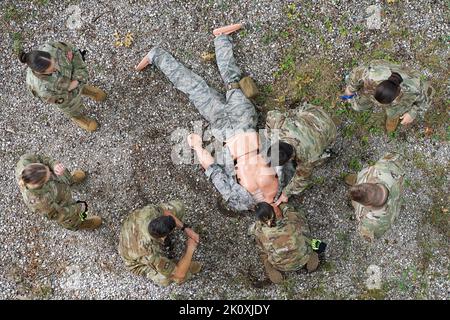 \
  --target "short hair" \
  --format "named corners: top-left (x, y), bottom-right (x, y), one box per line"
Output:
top-left (374, 72), bottom-right (403, 104)
top-left (267, 141), bottom-right (294, 166)
top-left (148, 216), bottom-right (176, 238)
top-left (21, 163), bottom-right (48, 186)
top-left (255, 202), bottom-right (275, 223)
